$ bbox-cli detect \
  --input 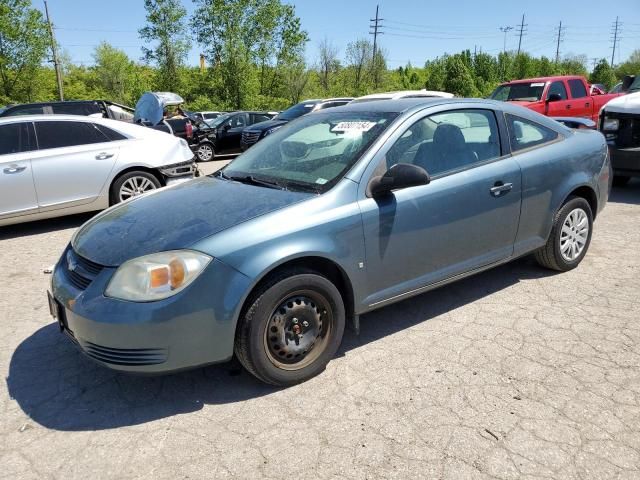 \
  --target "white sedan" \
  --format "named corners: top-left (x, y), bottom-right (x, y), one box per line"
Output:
top-left (0, 115), bottom-right (197, 227)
